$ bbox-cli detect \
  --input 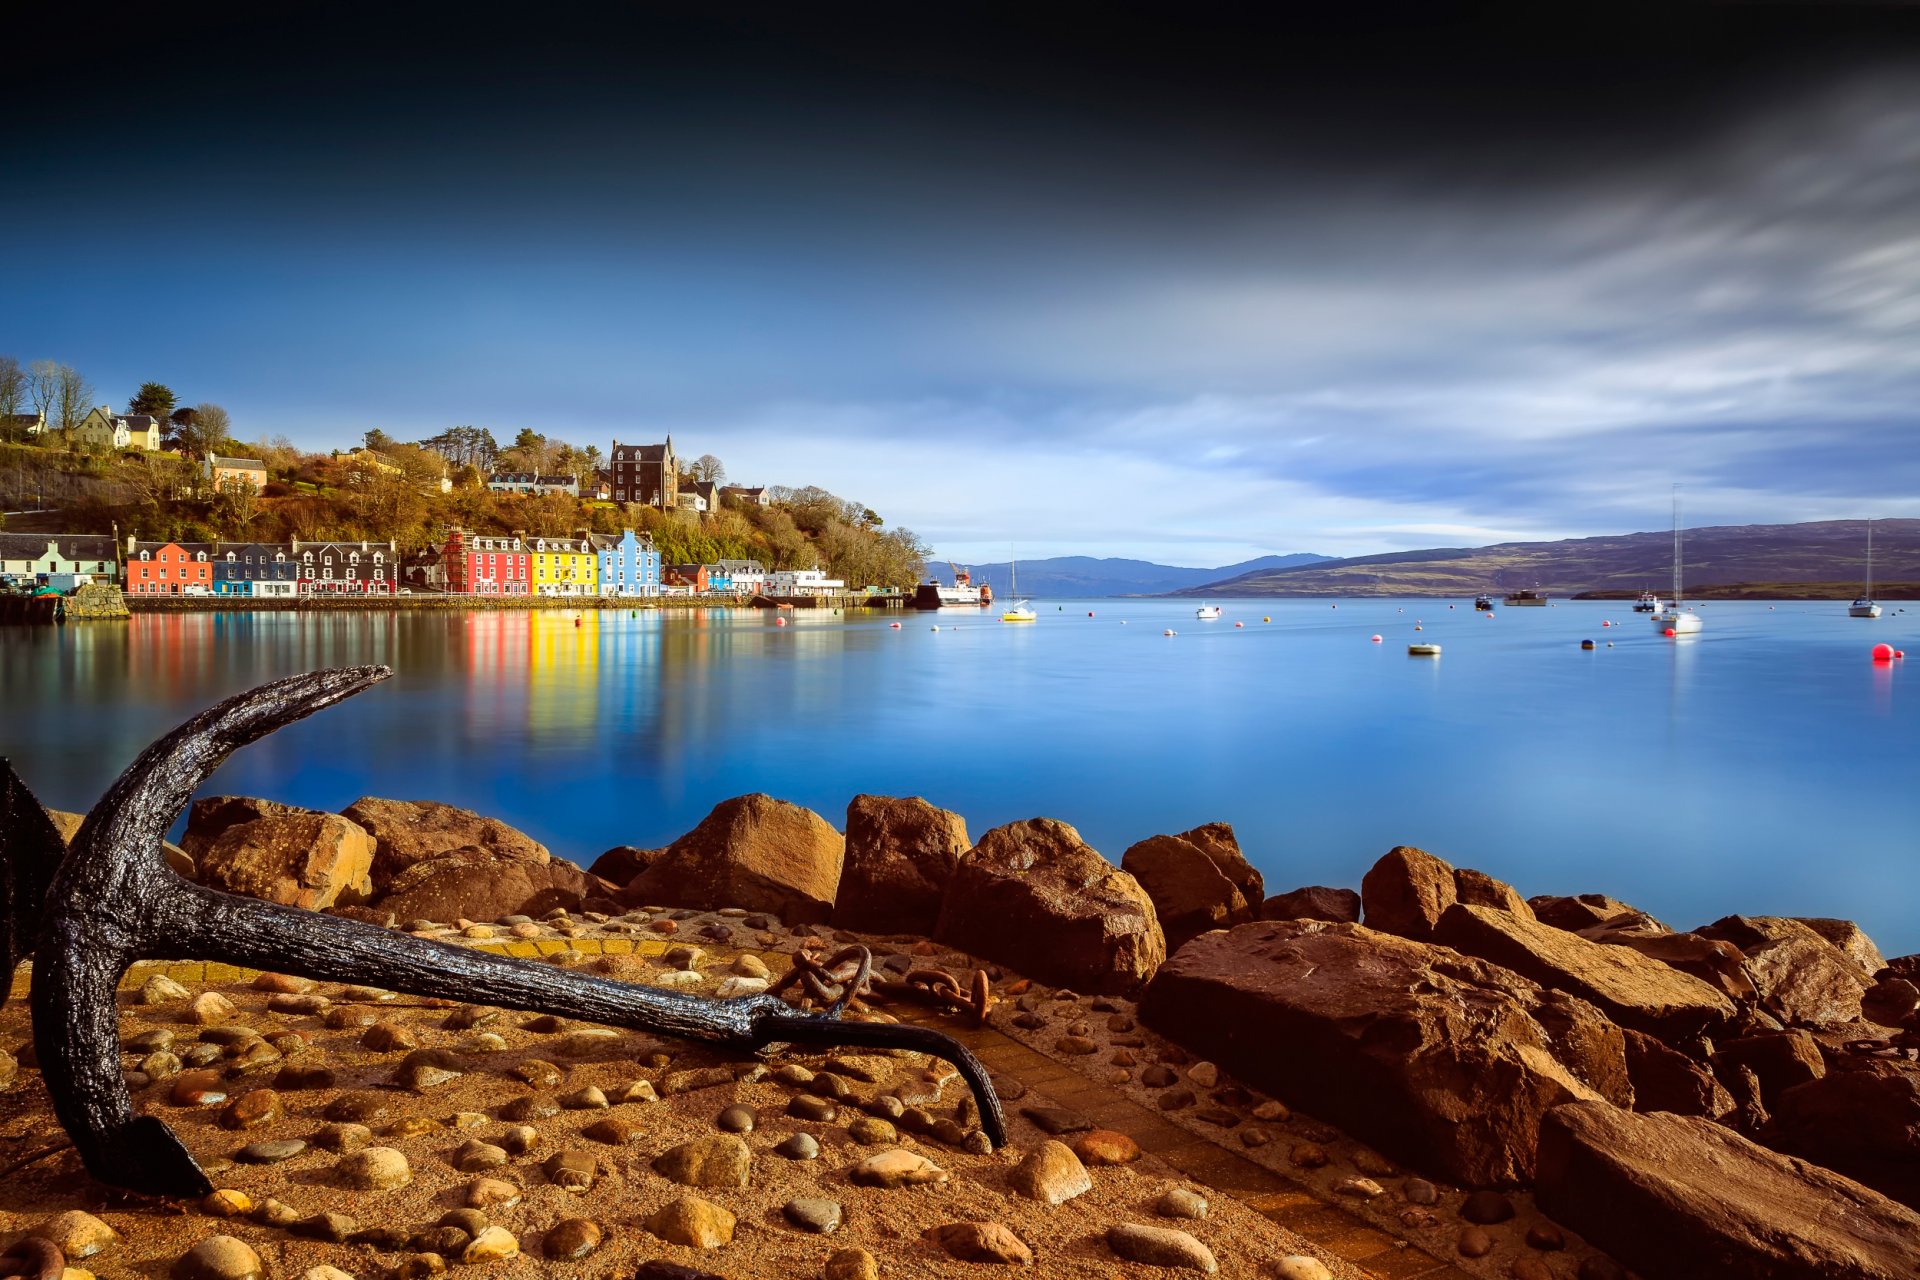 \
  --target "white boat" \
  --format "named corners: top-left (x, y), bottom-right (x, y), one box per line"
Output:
top-left (1850, 520), bottom-right (1882, 619)
top-left (1632, 591), bottom-right (1662, 613)
top-left (1001, 546), bottom-right (1035, 622)
top-left (1408, 642), bottom-right (1442, 656)
top-left (1652, 488), bottom-right (1703, 635)
top-left (1194, 605), bottom-right (1222, 620)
